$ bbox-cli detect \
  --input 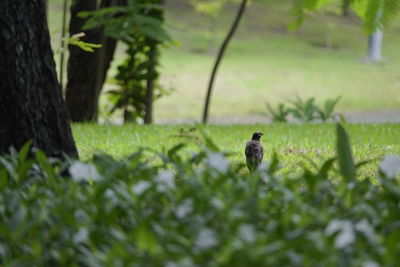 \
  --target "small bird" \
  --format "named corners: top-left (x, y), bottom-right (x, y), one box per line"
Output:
top-left (245, 132), bottom-right (264, 172)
